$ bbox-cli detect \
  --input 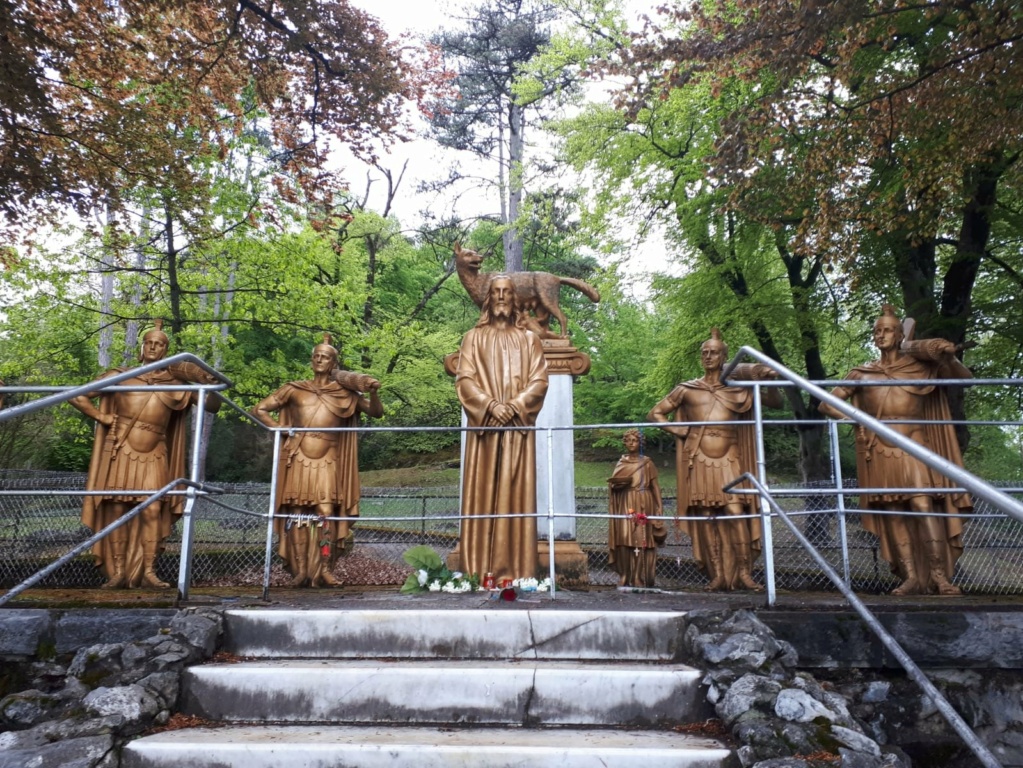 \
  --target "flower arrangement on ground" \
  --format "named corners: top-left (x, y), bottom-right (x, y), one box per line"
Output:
top-left (399, 546), bottom-right (554, 595)
top-left (400, 545), bottom-right (480, 594)
top-left (512, 577), bottom-right (552, 592)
